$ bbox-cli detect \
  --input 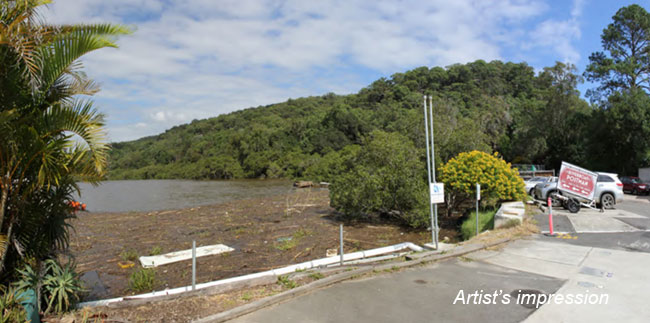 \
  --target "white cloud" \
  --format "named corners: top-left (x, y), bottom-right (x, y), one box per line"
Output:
top-left (526, 0), bottom-right (584, 64)
top-left (43, 0), bottom-right (555, 142)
